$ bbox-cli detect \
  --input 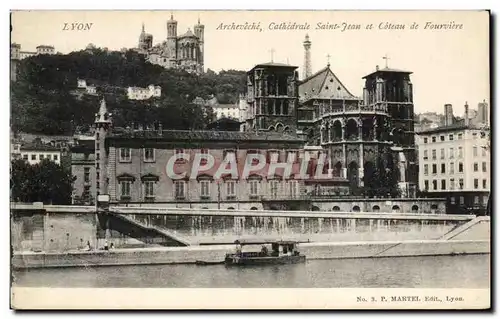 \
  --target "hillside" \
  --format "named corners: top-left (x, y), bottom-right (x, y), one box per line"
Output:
top-left (11, 47), bottom-right (247, 135)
